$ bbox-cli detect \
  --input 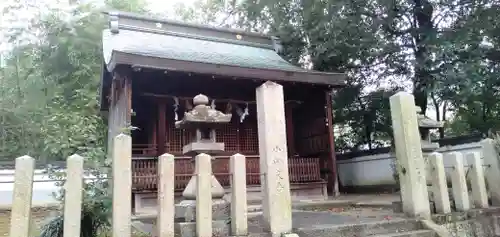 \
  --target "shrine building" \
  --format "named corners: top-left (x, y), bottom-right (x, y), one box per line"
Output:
top-left (99, 11), bottom-right (346, 212)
